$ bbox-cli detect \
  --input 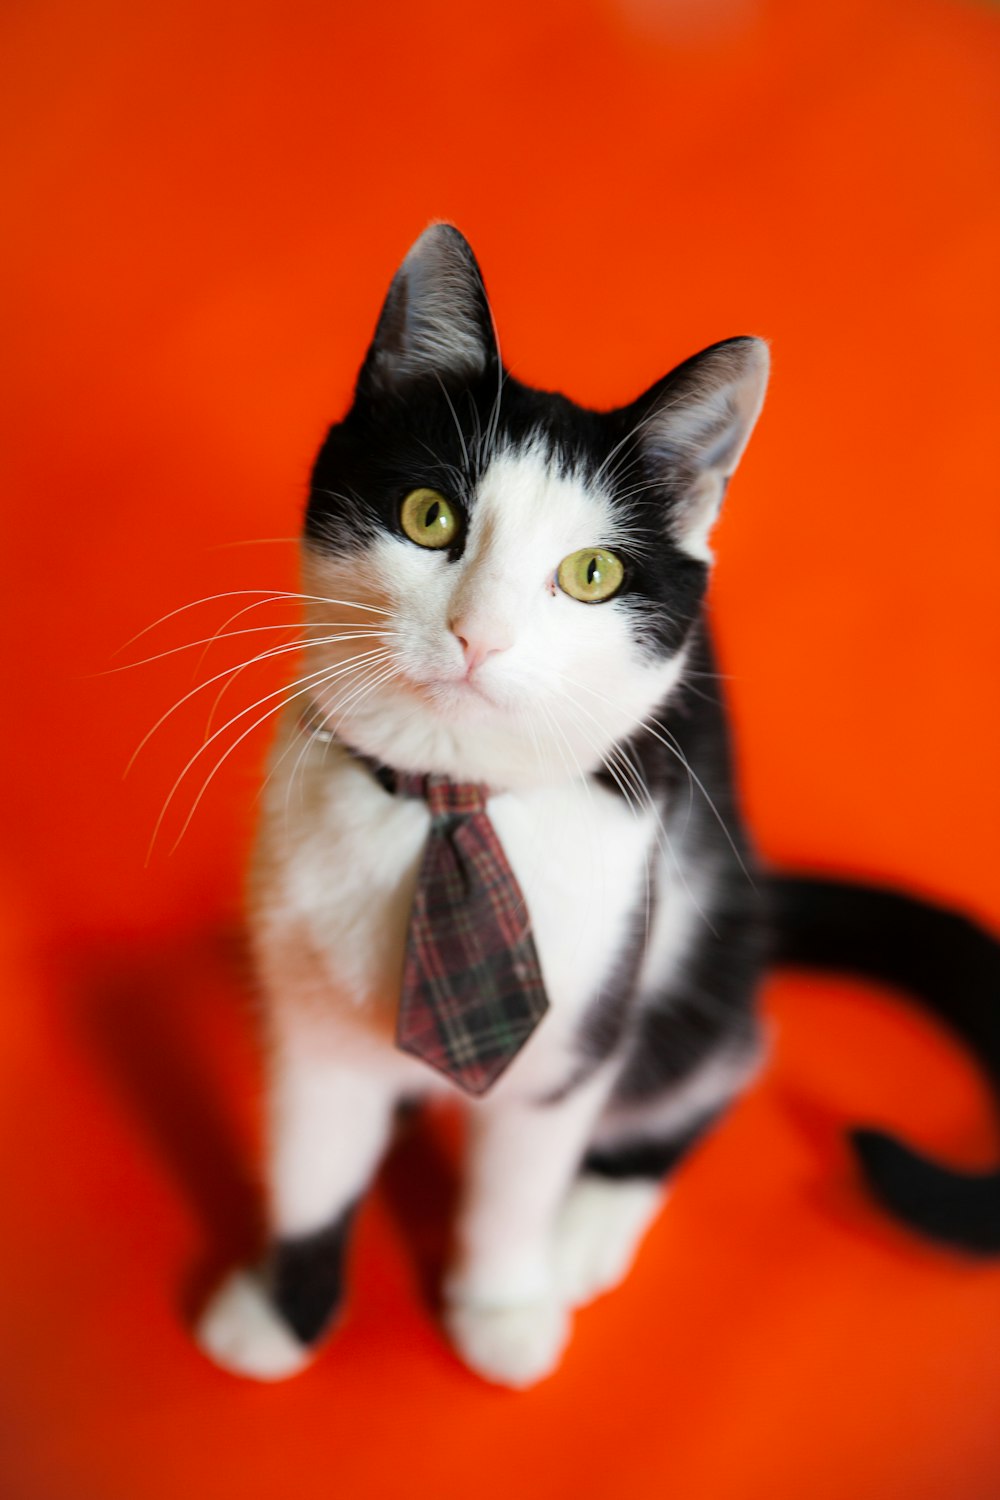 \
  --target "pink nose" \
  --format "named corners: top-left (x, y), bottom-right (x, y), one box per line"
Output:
top-left (450, 622), bottom-right (512, 675)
